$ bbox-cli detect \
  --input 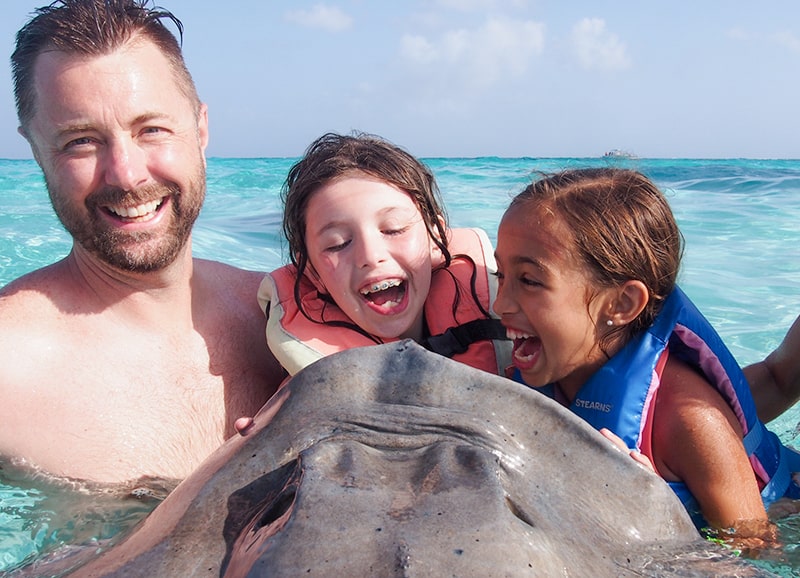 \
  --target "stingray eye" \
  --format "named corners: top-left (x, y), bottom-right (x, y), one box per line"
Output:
top-left (251, 459), bottom-right (302, 532)
top-left (254, 488), bottom-right (296, 530)
top-left (227, 457), bottom-right (302, 549)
